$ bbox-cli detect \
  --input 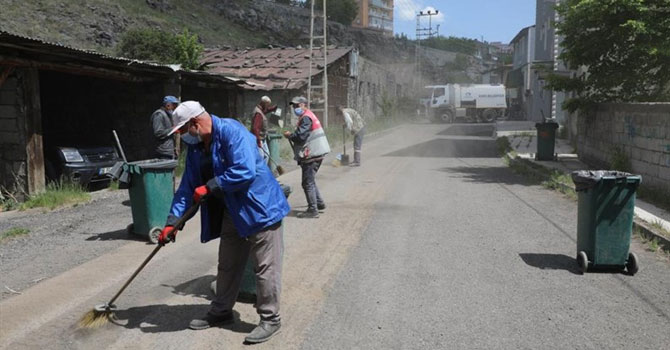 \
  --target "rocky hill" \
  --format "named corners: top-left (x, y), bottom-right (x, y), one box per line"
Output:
top-left (0, 0), bottom-right (489, 83)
